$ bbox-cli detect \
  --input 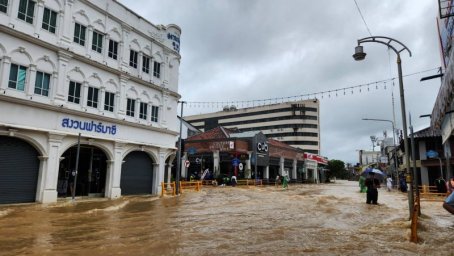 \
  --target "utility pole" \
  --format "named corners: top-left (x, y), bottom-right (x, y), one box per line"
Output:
top-left (175, 101), bottom-right (185, 195)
